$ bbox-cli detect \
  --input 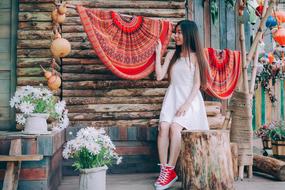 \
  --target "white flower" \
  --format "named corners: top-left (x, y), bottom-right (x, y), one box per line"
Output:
top-left (19, 102), bottom-right (35, 115)
top-left (16, 114), bottom-right (26, 125)
top-left (55, 100), bottom-right (66, 115)
top-left (116, 156), bottom-right (123, 165)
